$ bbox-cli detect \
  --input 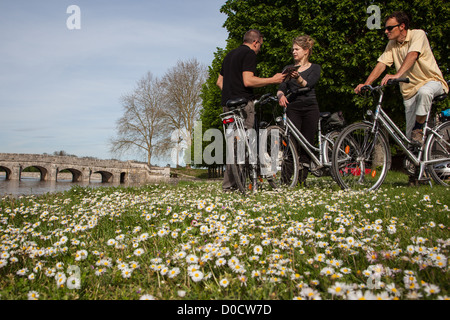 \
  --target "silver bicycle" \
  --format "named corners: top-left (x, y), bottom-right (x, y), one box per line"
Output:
top-left (266, 88), bottom-right (346, 188)
top-left (331, 78), bottom-right (450, 191)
